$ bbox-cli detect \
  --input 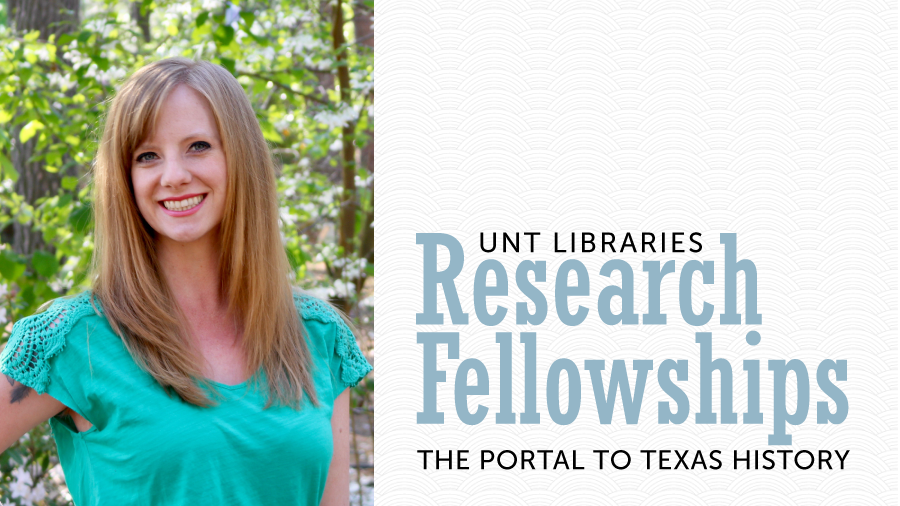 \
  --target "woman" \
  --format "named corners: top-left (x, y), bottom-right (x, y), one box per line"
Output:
top-left (0, 58), bottom-right (372, 505)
